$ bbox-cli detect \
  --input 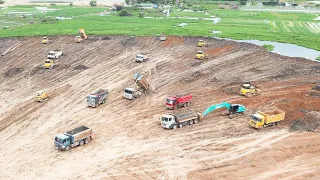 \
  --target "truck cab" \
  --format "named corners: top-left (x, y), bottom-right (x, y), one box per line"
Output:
top-left (161, 114), bottom-right (176, 129)
top-left (166, 97), bottom-right (177, 109)
top-left (249, 113), bottom-right (264, 129)
top-left (54, 134), bottom-right (71, 150)
top-left (124, 87), bottom-right (139, 100)
top-left (87, 95), bottom-right (99, 107)
top-left (135, 54), bottom-right (149, 63)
